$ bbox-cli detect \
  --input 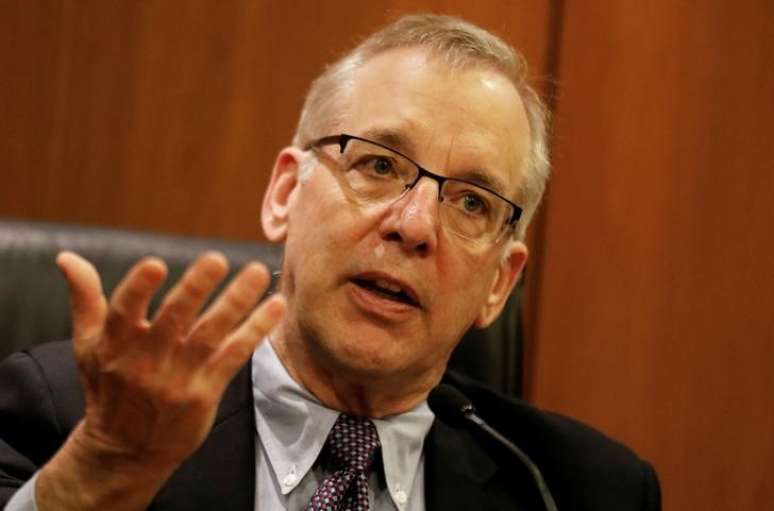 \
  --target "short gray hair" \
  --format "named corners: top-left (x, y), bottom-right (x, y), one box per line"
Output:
top-left (293, 14), bottom-right (550, 240)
